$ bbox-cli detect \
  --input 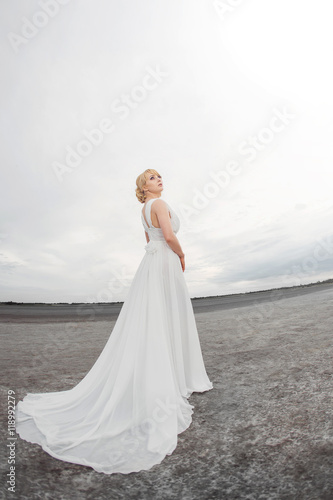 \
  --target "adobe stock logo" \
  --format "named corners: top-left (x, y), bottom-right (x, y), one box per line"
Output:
top-left (177, 105), bottom-right (295, 226)
top-left (213, 0), bottom-right (245, 21)
top-left (238, 107), bottom-right (295, 163)
top-left (51, 65), bottom-right (169, 182)
top-left (7, 0), bottom-right (72, 53)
